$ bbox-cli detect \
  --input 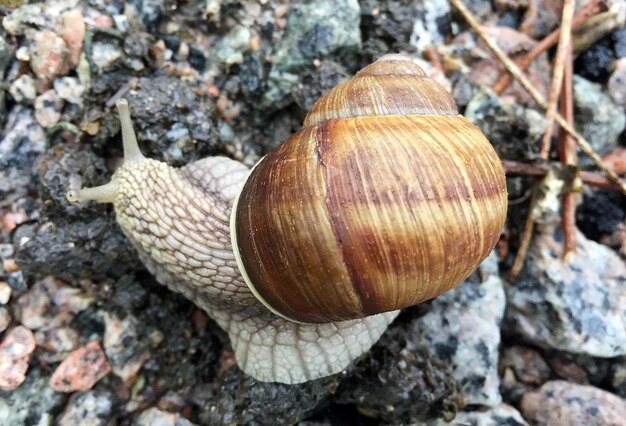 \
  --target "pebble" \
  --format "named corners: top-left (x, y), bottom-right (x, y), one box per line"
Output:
top-left (56, 389), bottom-right (116, 426)
top-left (521, 380), bottom-right (626, 425)
top-left (612, 358), bottom-right (626, 398)
top-left (425, 404), bottom-right (528, 426)
top-left (210, 25), bottom-right (254, 66)
top-left (500, 345), bottom-right (552, 402)
top-left (0, 306), bottom-right (10, 333)
top-left (135, 407), bottom-right (197, 426)
top-left (34, 89), bottom-right (64, 128)
top-left (54, 76), bottom-right (85, 106)
top-left (608, 57), bottom-right (626, 106)
top-left (49, 340), bottom-right (112, 392)
top-left (574, 75), bottom-right (626, 158)
top-left (409, 0), bottom-right (450, 52)
top-left (0, 325), bottom-right (36, 391)
top-left (410, 252), bottom-right (505, 405)
top-left (261, 0), bottom-right (361, 110)
top-left (34, 326), bottom-right (80, 363)
top-left (9, 74), bottom-right (37, 103)
top-left (15, 276), bottom-right (94, 331)
top-left (57, 9), bottom-right (86, 68)
top-left (507, 226), bottom-right (626, 358)
top-left (29, 30), bottom-right (70, 82)
top-left (102, 312), bottom-right (150, 384)
top-left (0, 281), bottom-right (12, 304)
top-left (1, 3), bottom-right (45, 36)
